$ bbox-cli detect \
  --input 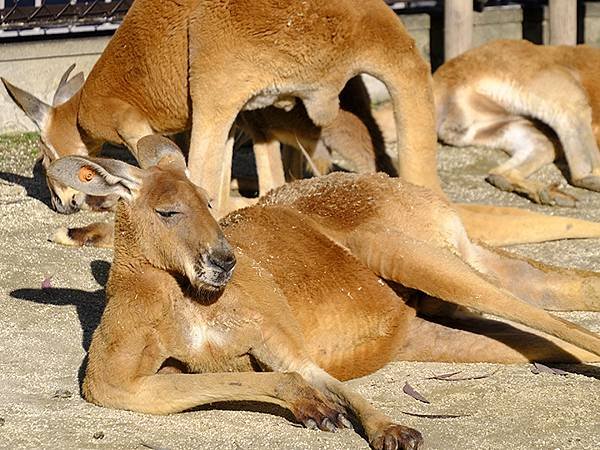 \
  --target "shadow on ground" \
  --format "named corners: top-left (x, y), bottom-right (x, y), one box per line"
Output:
top-left (0, 159), bottom-right (52, 208)
top-left (10, 260), bottom-right (109, 388)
